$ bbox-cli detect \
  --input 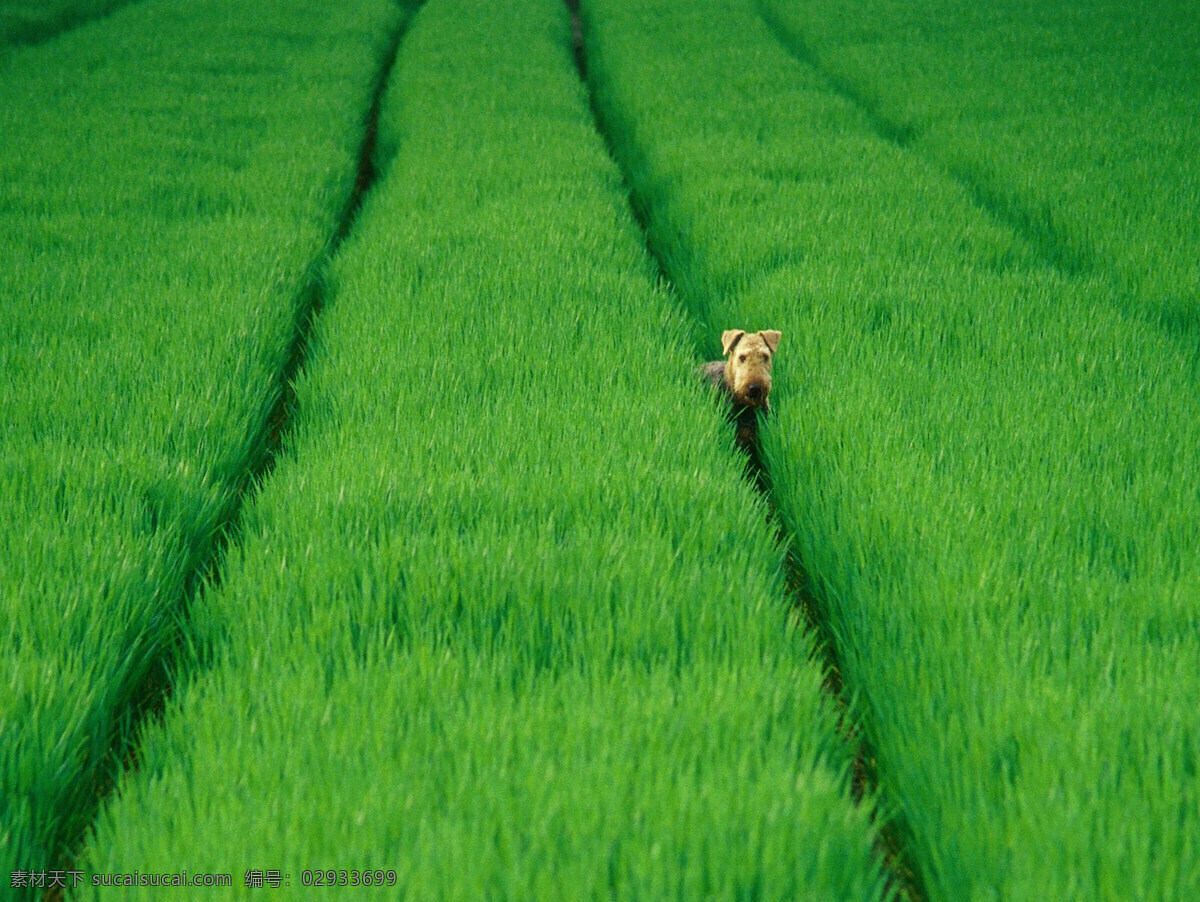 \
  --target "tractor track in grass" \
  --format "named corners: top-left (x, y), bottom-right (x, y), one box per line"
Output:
top-left (756, 2), bottom-right (1200, 347)
top-left (1, 1), bottom-right (143, 49)
top-left (773, 536), bottom-right (925, 902)
top-left (754, 2), bottom-right (1091, 282)
top-left (48, 12), bottom-right (416, 894)
top-left (566, 2), bottom-right (921, 900)
top-left (564, 0), bottom-right (677, 303)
